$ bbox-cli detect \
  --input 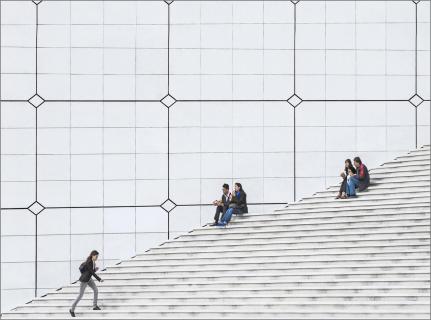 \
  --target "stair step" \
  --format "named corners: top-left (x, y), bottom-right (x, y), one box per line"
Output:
top-left (160, 233), bottom-right (429, 249)
top-left (369, 167), bottom-right (430, 175)
top-left (189, 219), bottom-right (430, 235)
top-left (11, 302), bottom-right (431, 313)
top-left (122, 251), bottom-right (430, 267)
top-left (274, 202), bottom-right (429, 214)
top-left (56, 279), bottom-right (431, 293)
top-left (3, 310), bottom-right (430, 320)
top-left (322, 182), bottom-right (430, 195)
top-left (104, 263), bottom-right (430, 277)
top-left (379, 159), bottom-right (431, 168)
top-left (180, 226), bottom-right (430, 242)
top-left (287, 196), bottom-right (429, 209)
top-left (150, 239), bottom-right (430, 255)
top-left (49, 284), bottom-right (431, 296)
top-left (297, 192), bottom-right (430, 205)
top-left (100, 270), bottom-right (429, 282)
top-left (312, 186), bottom-right (430, 198)
top-left (32, 294), bottom-right (431, 305)
top-left (237, 209), bottom-right (430, 224)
